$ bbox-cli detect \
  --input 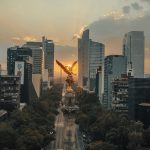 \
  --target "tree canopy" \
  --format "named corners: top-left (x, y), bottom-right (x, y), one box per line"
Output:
top-left (0, 84), bottom-right (62, 150)
top-left (75, 90), bottom-right (150, 150)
